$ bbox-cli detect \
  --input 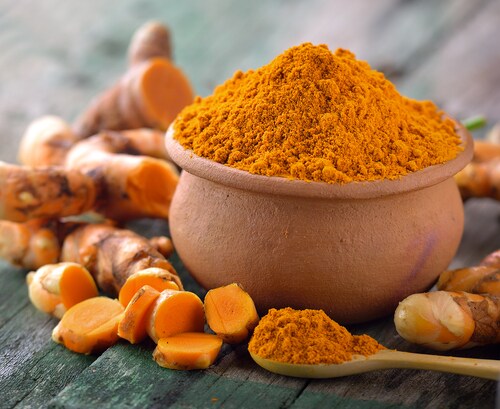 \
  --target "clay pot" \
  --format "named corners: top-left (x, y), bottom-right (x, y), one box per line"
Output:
top-left (165, 124), bottom-right (473, 323)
